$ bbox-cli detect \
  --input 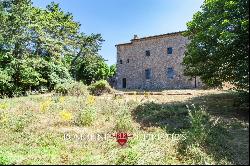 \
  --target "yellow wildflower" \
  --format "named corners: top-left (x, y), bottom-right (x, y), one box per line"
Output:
top-left (85, 95), bottom-right (95, 106)
top-left (60, 110), bottom-right (73, 121)
top-left (59, 96), bottom-right (65, 103)
top-left (0, 113), bottom-right (9, 125)
top-left (0, 103), bottom-right (9, 110)
top-left (40, 98), bottom-right (52, 112)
